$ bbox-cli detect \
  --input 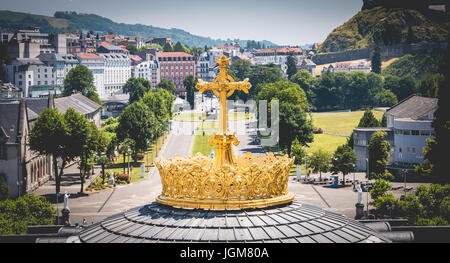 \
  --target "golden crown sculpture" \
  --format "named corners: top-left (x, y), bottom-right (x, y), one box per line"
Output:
top-left (155, 55), bottom-right (295, 210)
